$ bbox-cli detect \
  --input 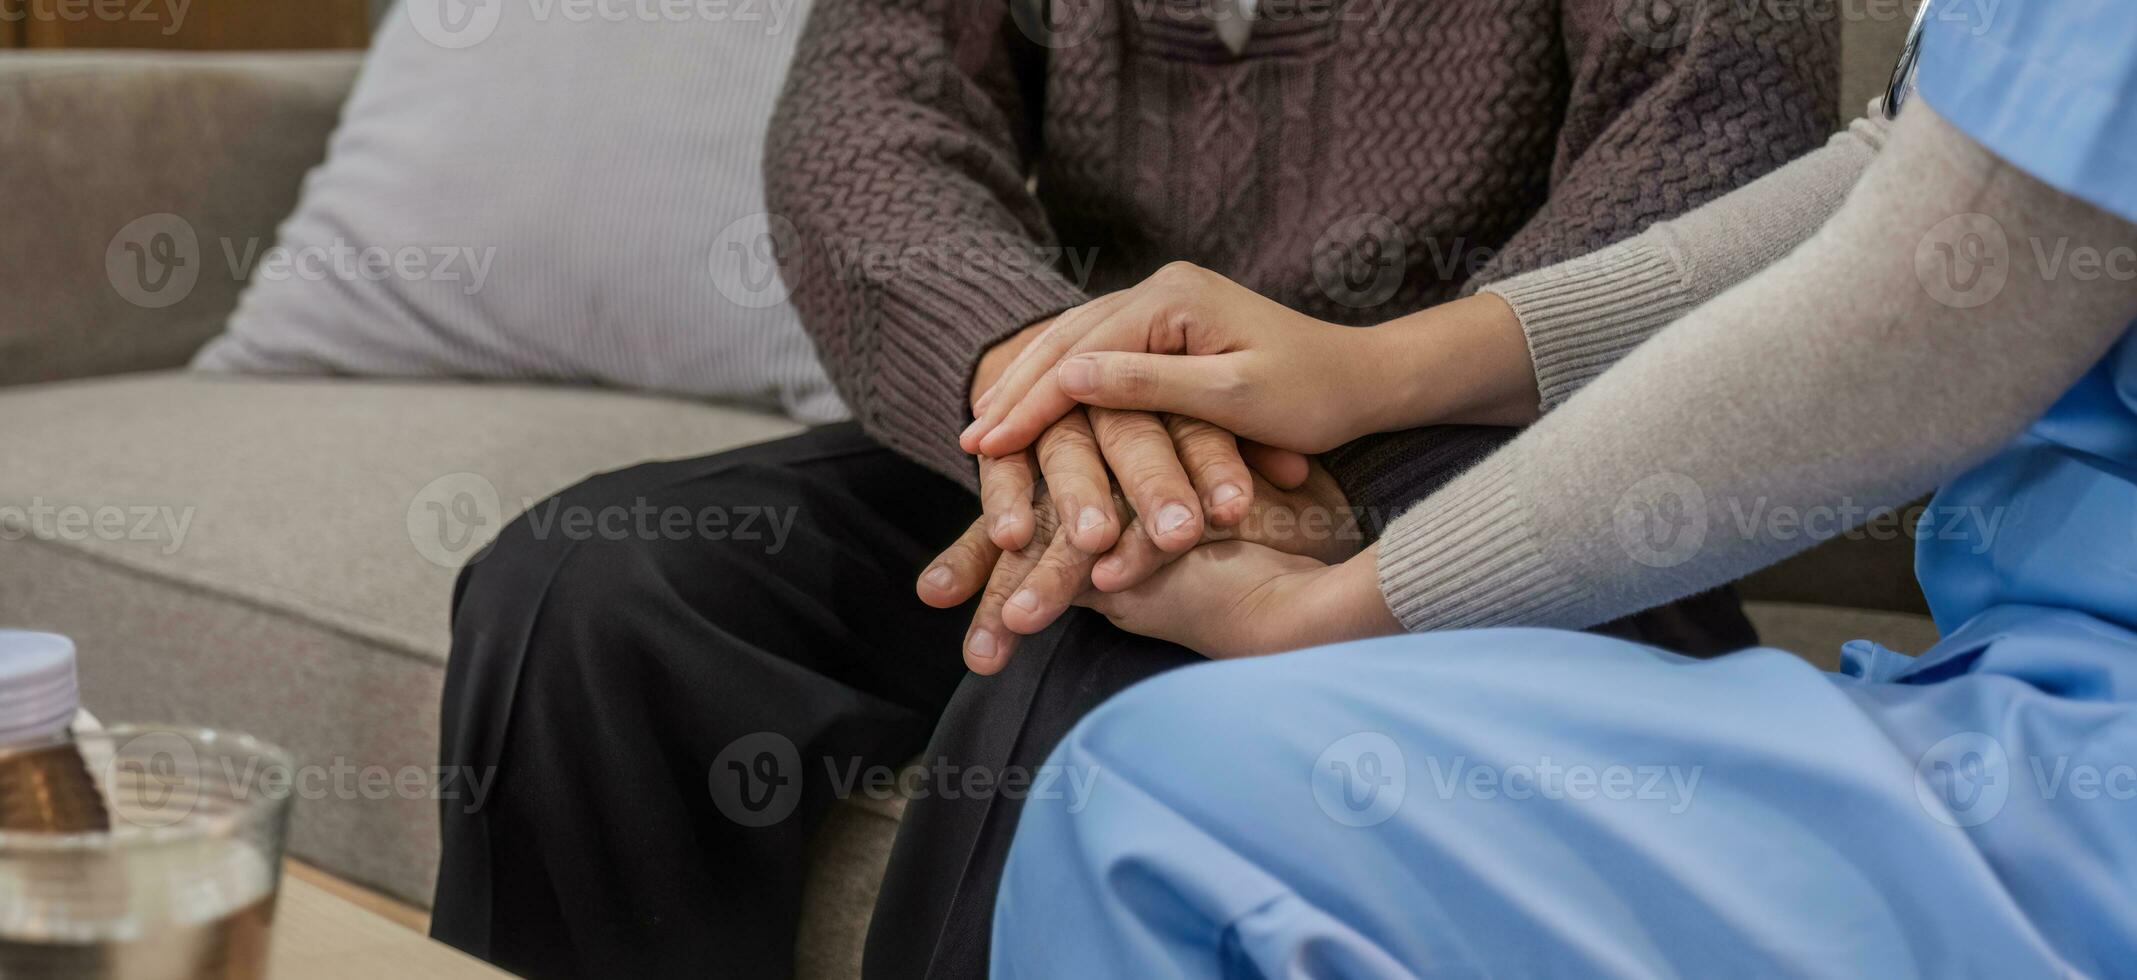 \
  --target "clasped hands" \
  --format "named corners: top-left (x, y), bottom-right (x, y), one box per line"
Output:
top-left (914, 262), bottom-right (1537, 670)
